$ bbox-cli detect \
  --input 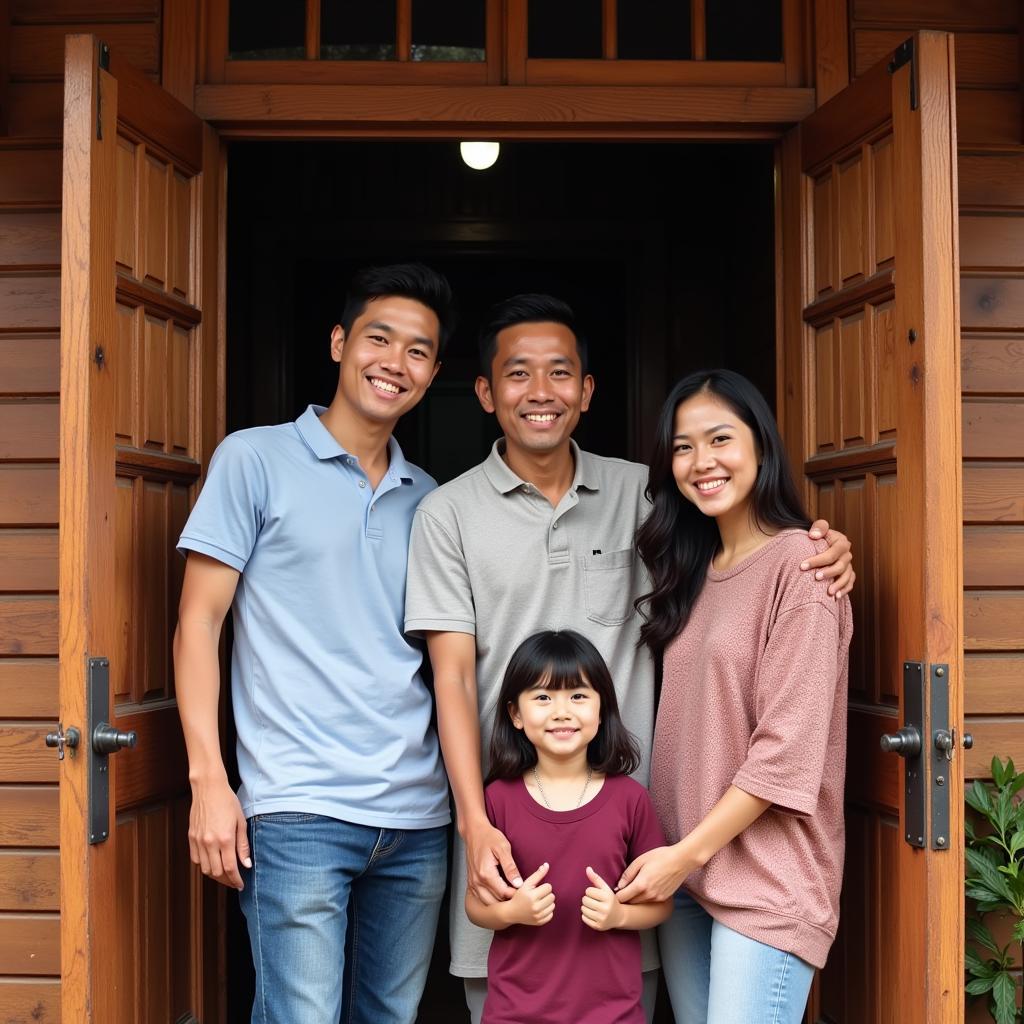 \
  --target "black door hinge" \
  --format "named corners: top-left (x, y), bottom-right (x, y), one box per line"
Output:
top-left (887, 37), bottom-right (917, 111)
